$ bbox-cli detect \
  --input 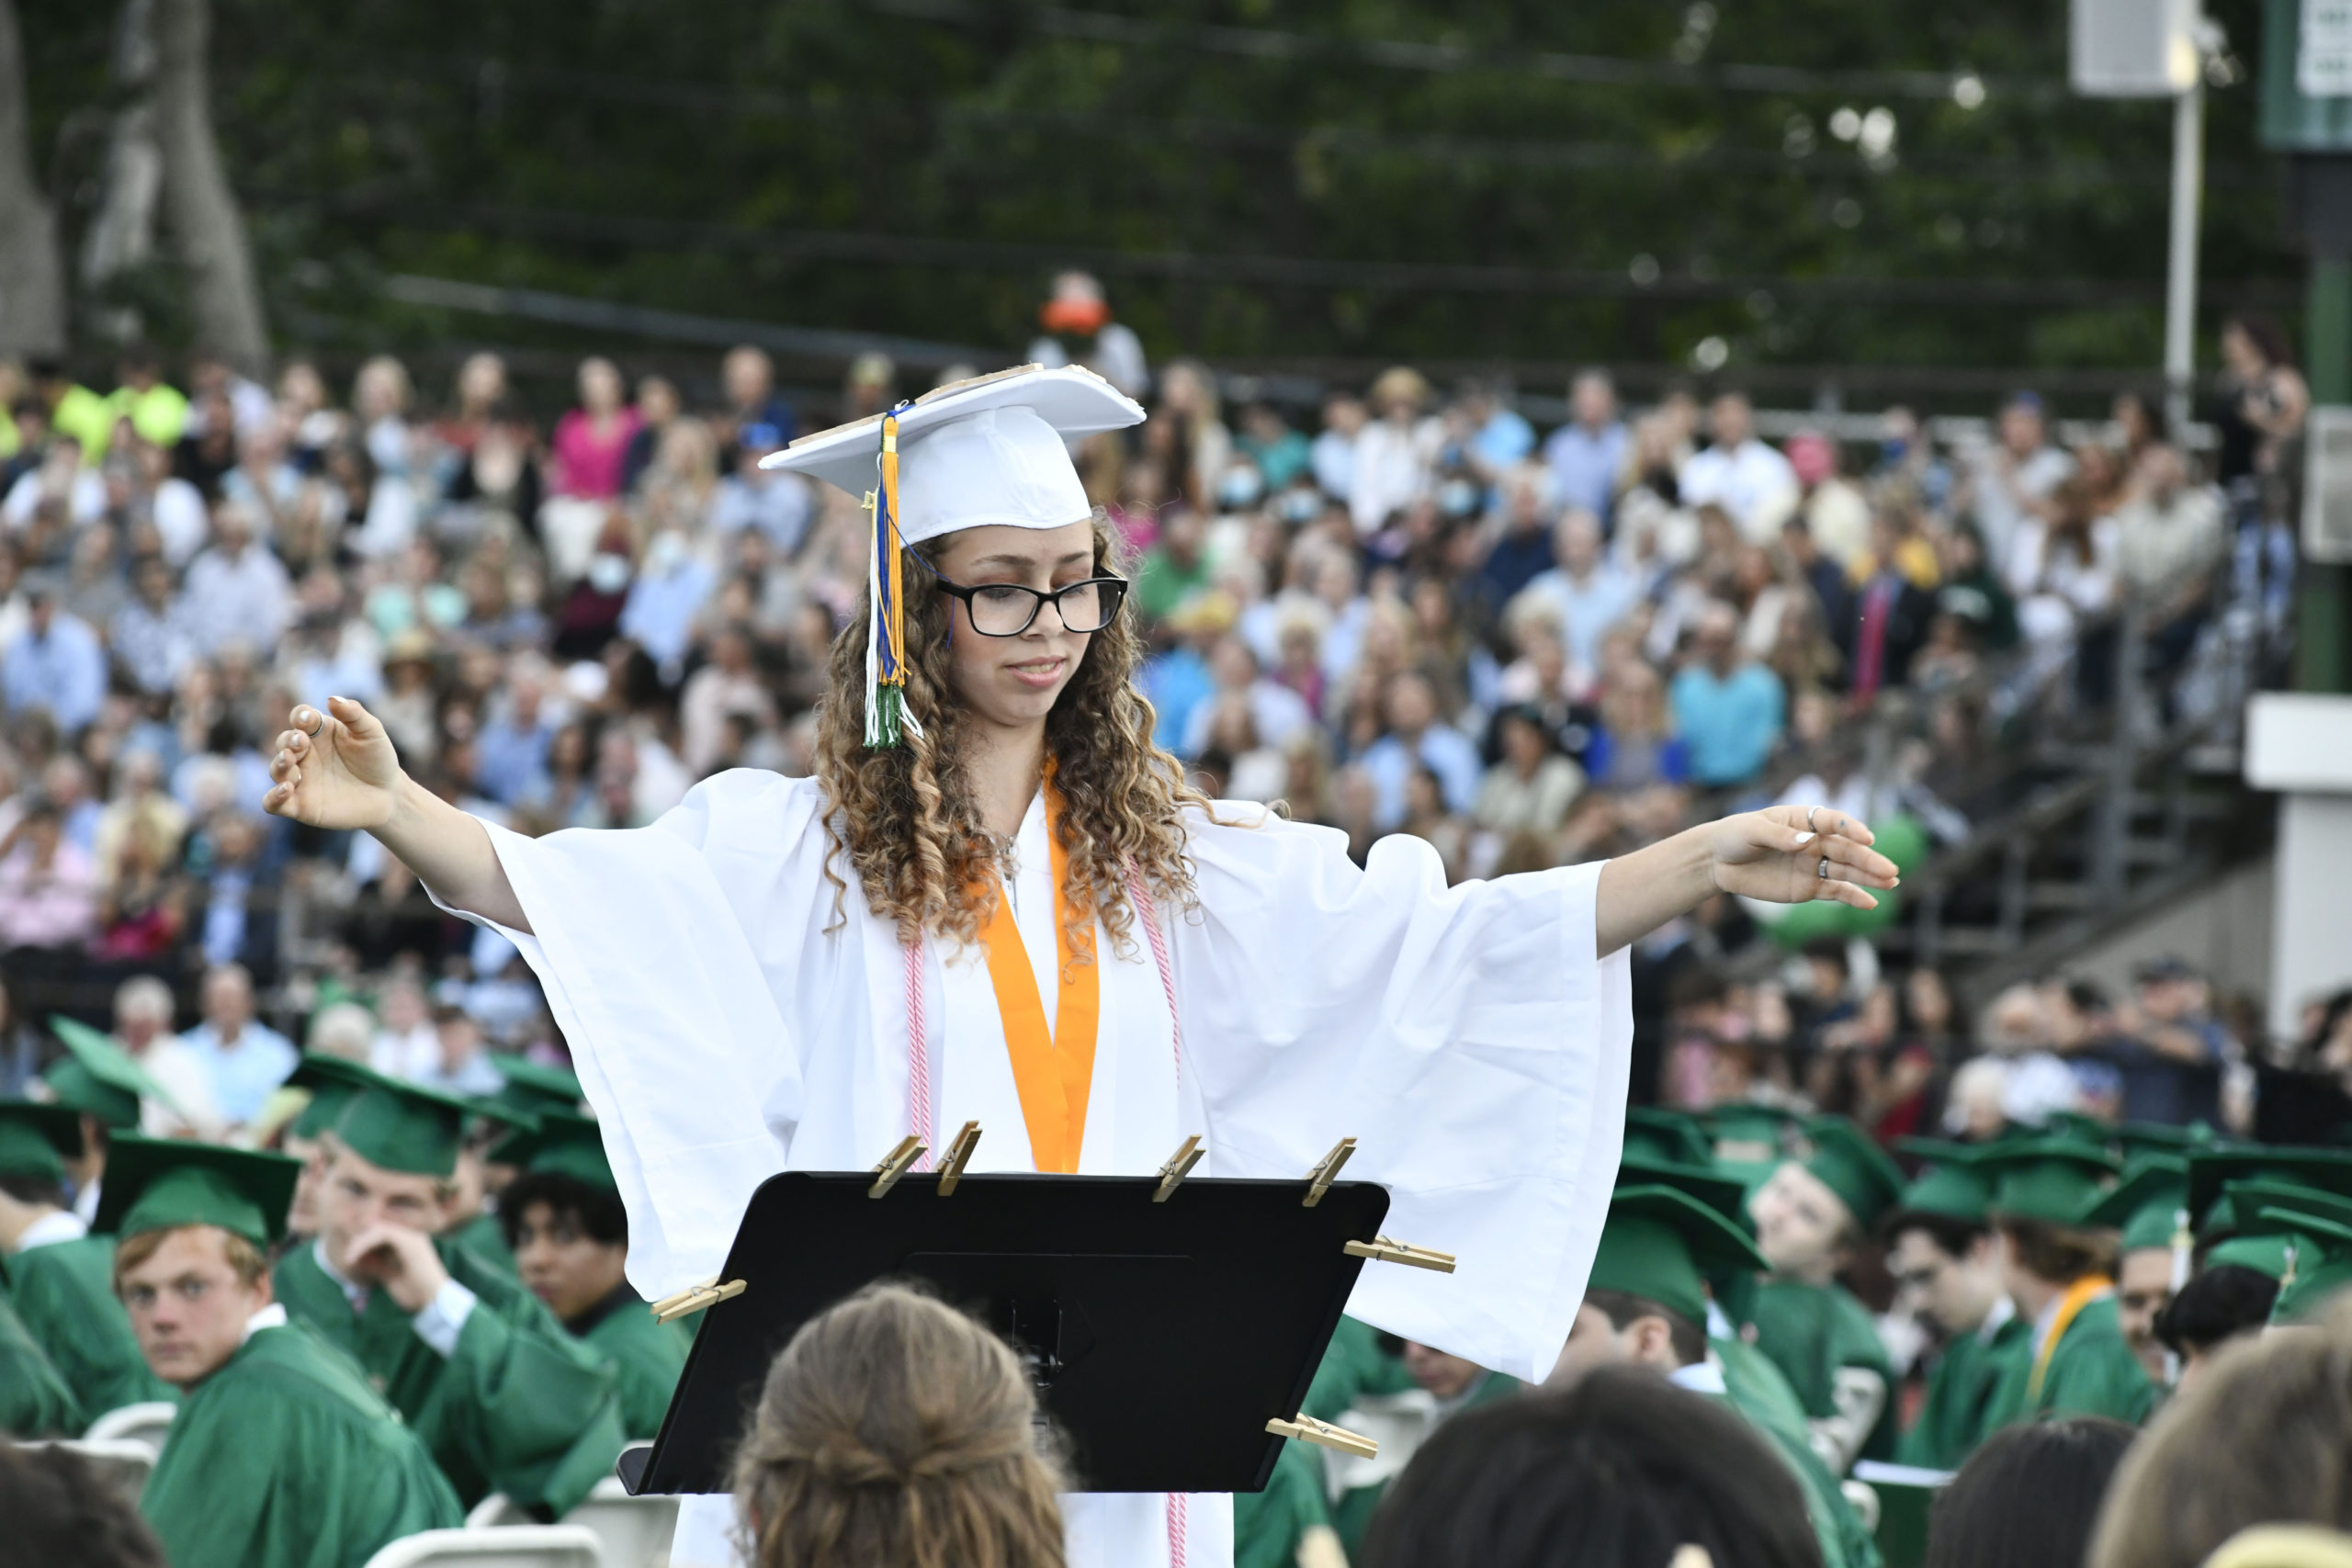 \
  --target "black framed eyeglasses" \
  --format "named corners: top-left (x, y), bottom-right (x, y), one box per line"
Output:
top-left (925, 570), bottom-right (1129, 637)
